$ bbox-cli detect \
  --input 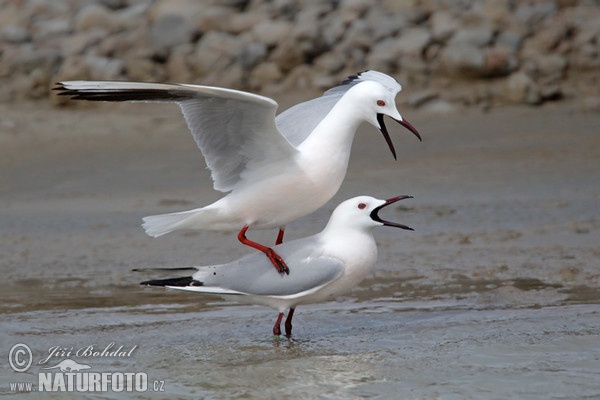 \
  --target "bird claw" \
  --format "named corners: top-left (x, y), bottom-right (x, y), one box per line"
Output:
top-left (266, 250), bottom-right (290, 275)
